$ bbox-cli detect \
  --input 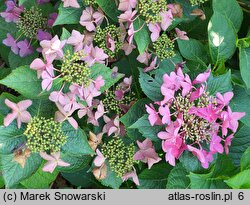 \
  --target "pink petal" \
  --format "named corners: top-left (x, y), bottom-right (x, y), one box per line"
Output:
top-left (68, 117), bottom-right (78, 129)
top-left (57, 159), bottom-right (70, 167)
top-left (4, 113), bottom-right (18, 127)
top-left (19, 111), bottom-right (31, 123)
top-left (17, 100), bottom-right (32, 111)
top-left (40, 152), bottom-right (55, 161)
top-left (42, 161), bottom-right (57, 173)
top-left (5, 99), bottom-right (18, 110)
